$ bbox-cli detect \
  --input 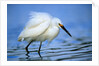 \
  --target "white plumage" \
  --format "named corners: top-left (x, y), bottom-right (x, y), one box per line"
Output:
top-left (18, 12), bottom-right (72, 54)
top-left (18, 12), bottom-right (60, 42)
